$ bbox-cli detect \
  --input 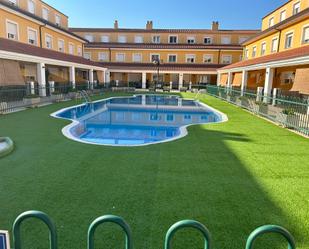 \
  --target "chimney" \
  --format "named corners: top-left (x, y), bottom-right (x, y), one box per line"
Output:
top-left (212, 21), bottom-right (219, 31)
top-left (146, 20), bottom-right (153, 30)
top-left (114, 20), bottom-right (119, 29)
